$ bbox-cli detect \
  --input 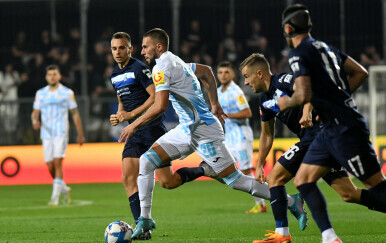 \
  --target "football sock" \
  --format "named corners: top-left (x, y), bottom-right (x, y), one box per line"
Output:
top-left (270, 186), bottom-right (289, 229)
top-left (129, 192), bottom-right (141, 222)
top-left (176, 167), bottom-right (204, 185)
top-left (275, 227), bottom-right (290, 237)
top-left (138, 152), bottom-right (158, 219)
top-left (321, 228), bottom-right (338, 242)
top-left (223, 170), bottom-right (270, 200)
top-left (360, 181), bottom-right (386, 213)
top-left (297, 182), bottom-right (332, 232)
top-left (51, 178), bottom-right (62, 201)
top-left (247, 173), bottom-right (266, 205)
